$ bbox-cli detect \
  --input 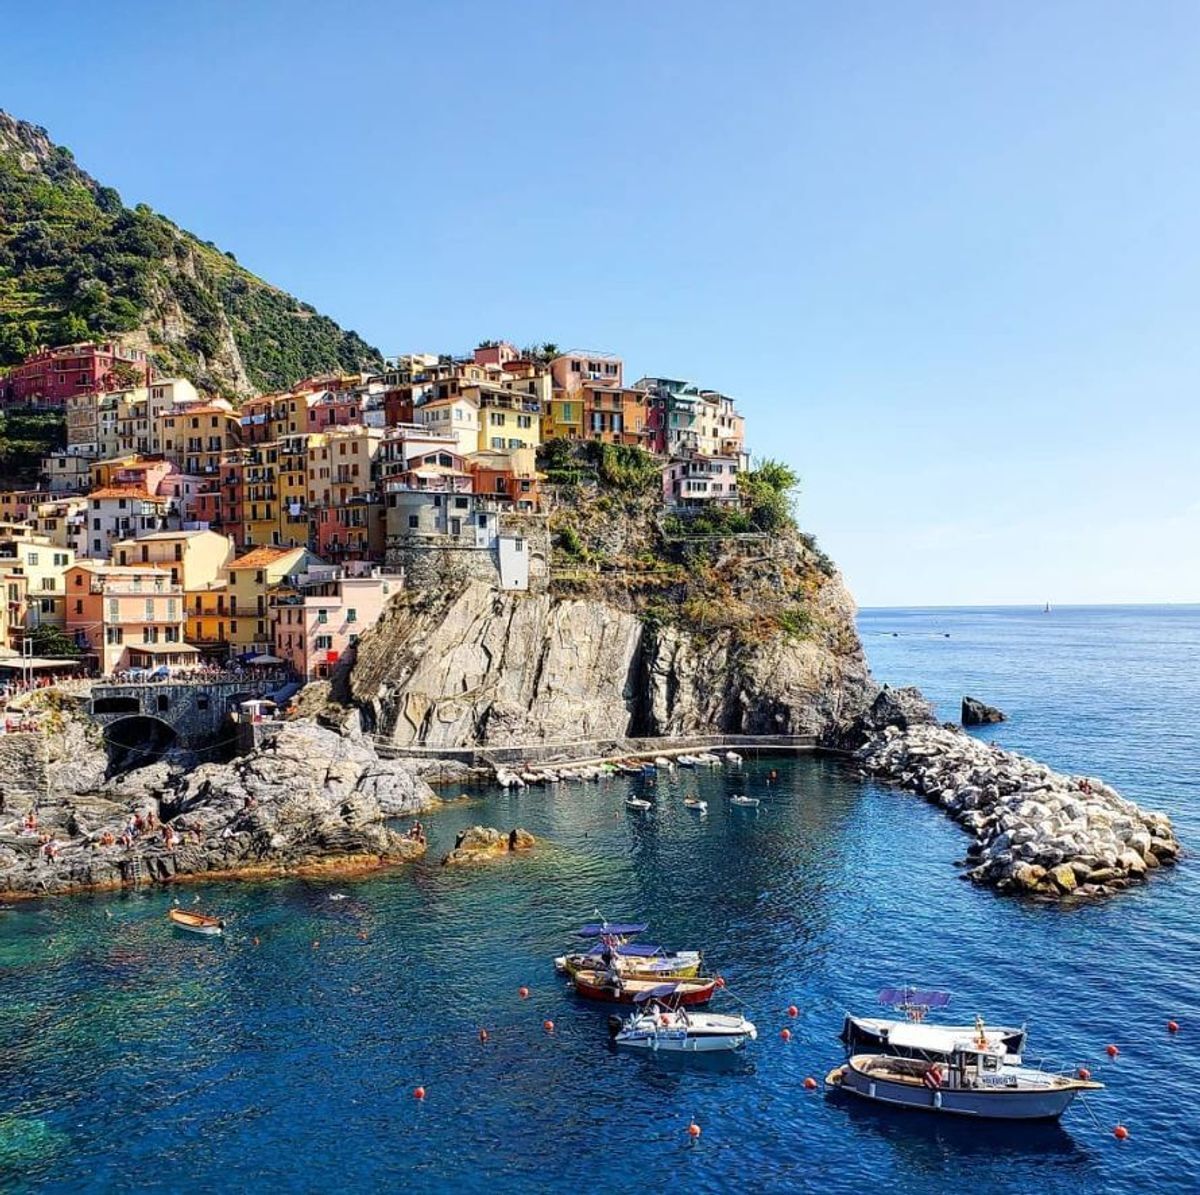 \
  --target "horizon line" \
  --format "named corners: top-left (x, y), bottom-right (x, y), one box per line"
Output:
top-left (857, 601), bottom-right (1200, 611)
